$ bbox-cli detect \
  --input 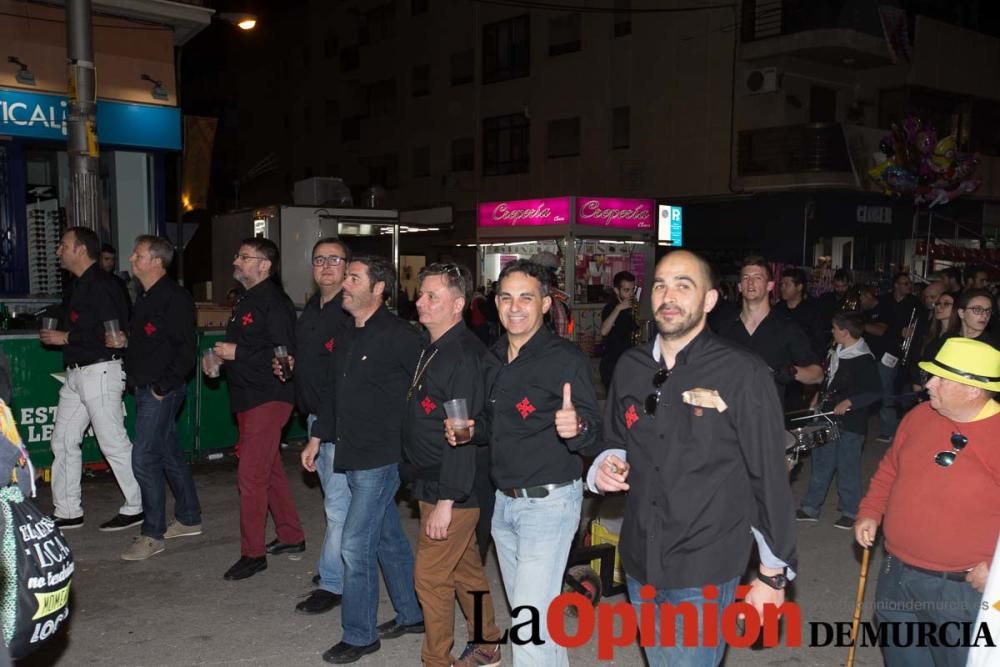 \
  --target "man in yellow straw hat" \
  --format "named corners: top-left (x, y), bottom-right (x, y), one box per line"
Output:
top-left (854, 337), bottom-right (1000, 667)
